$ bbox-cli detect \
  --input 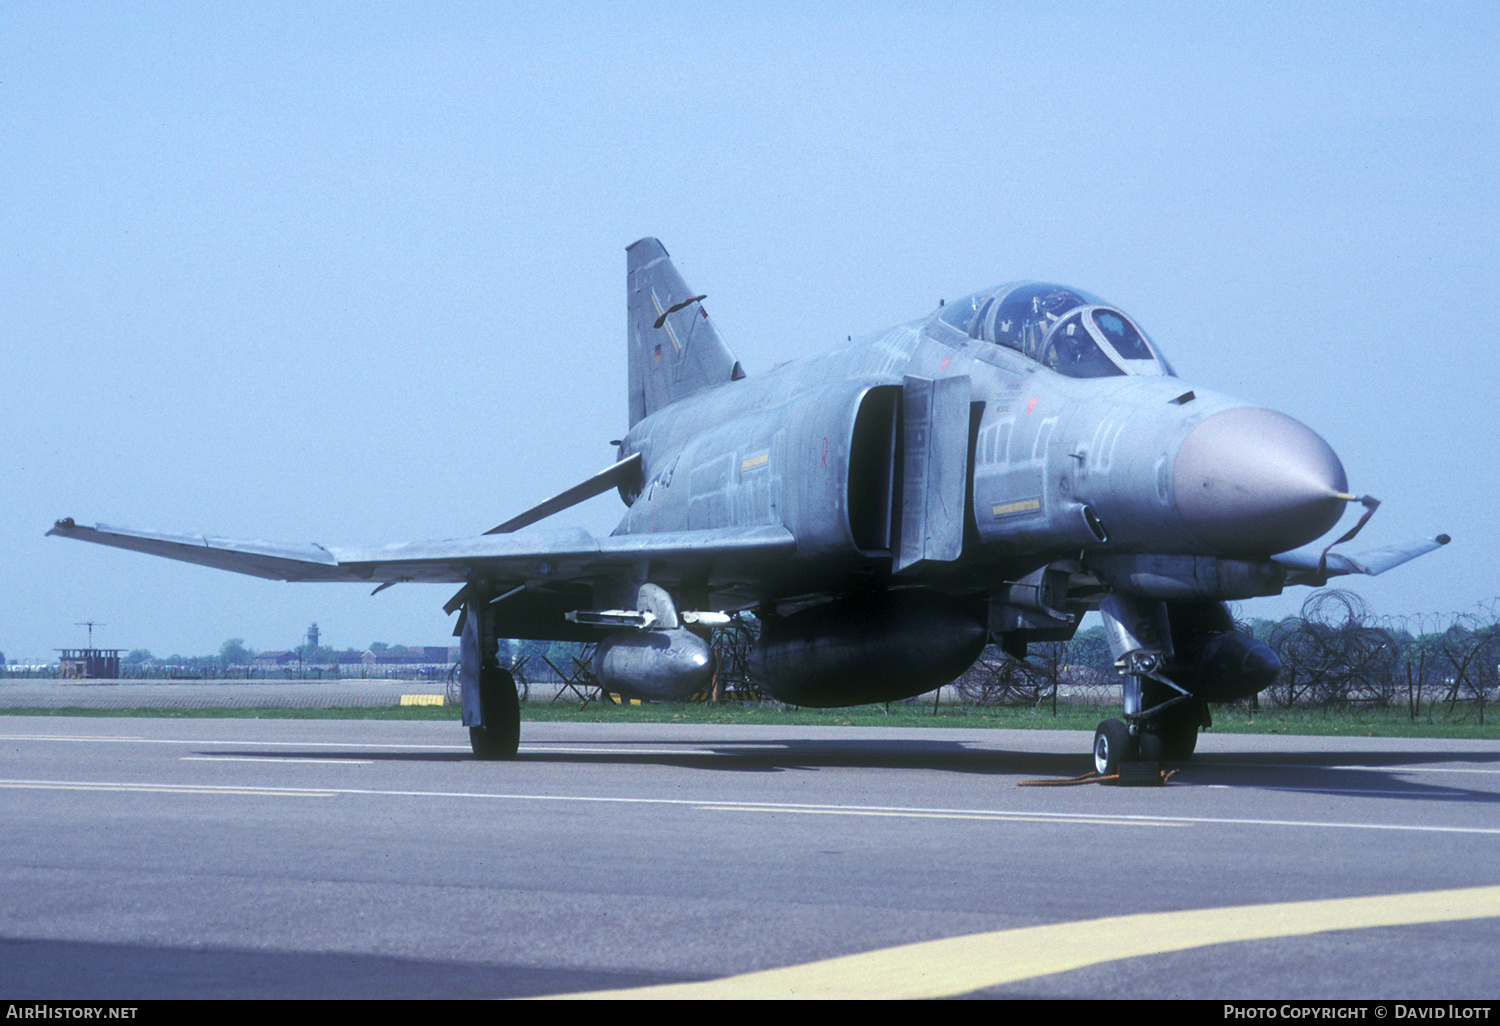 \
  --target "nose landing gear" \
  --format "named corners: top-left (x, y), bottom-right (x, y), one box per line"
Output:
top-left (1092, 684), bottom-right (1202, 784)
